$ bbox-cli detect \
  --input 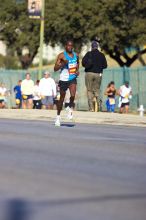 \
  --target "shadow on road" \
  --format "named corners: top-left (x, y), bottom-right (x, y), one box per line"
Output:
top-left (3, 194), bottom-right (146, 219)
top-left (35, 193), bottom-right (146, 207)
top-left (61, 123), bottom-right (76, 127)
top-left (4, 199), bottom-right (30, 220)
